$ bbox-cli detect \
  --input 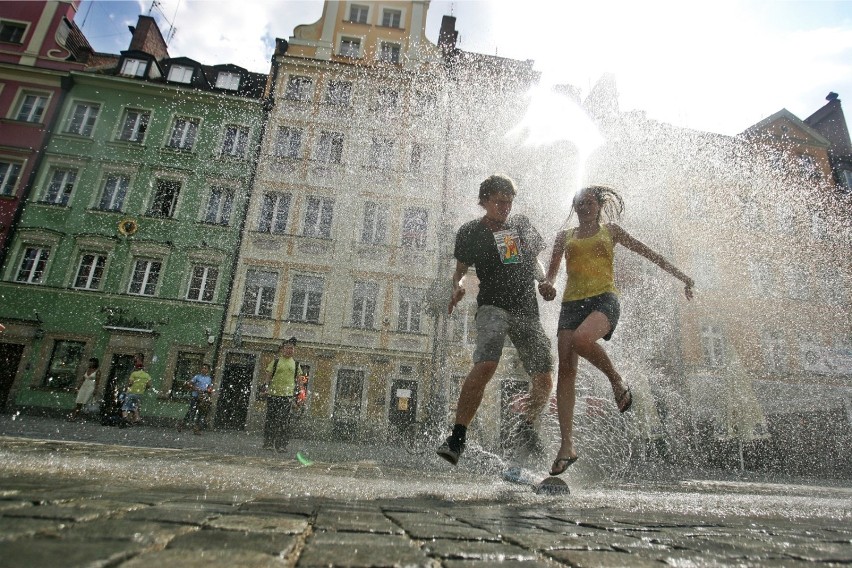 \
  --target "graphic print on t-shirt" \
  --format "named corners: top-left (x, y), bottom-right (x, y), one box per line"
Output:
top-left (494, 229), bottom-right (522, 264)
